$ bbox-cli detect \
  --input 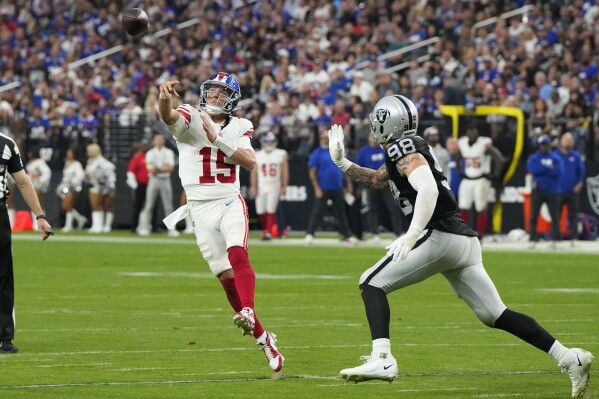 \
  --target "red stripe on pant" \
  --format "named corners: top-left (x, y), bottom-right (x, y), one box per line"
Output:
top-left (237, 194), bottom-right (248, 248)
